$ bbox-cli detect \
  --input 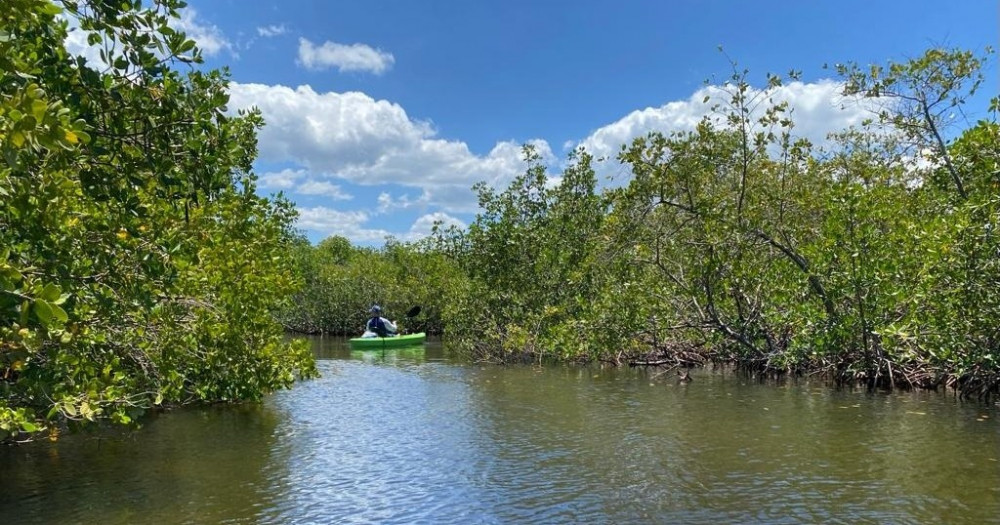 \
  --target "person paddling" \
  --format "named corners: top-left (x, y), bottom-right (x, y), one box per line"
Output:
top-left (362, 305), bottom-right (397, 338)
